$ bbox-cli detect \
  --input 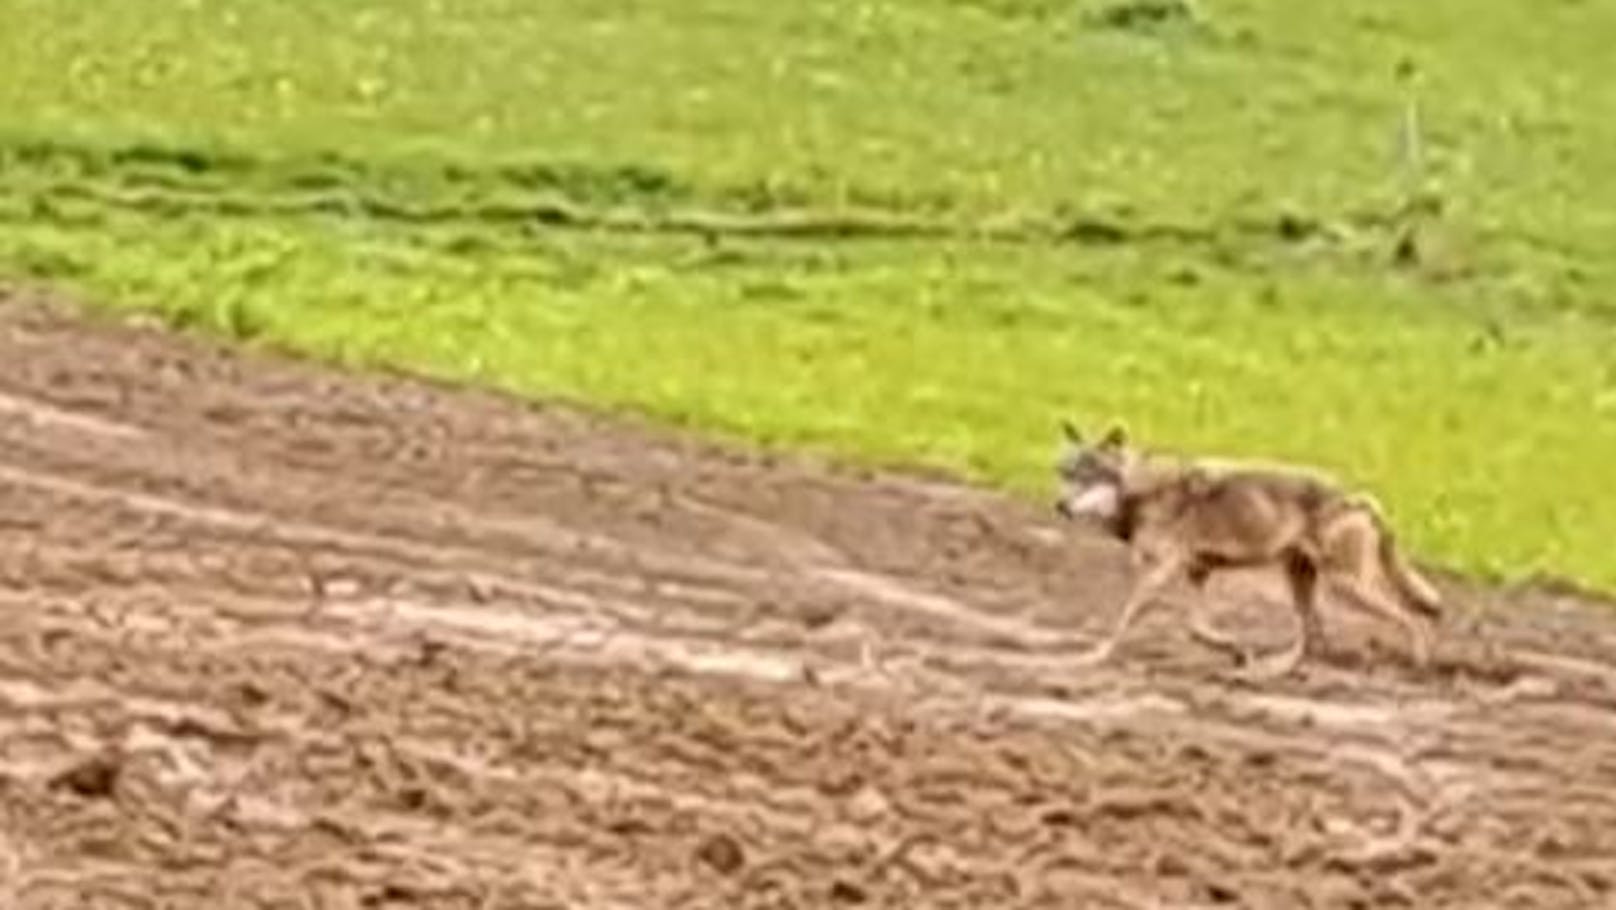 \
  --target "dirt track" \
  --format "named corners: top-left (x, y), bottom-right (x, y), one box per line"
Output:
top-left (1, 291), bottom-right (1615, 908)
